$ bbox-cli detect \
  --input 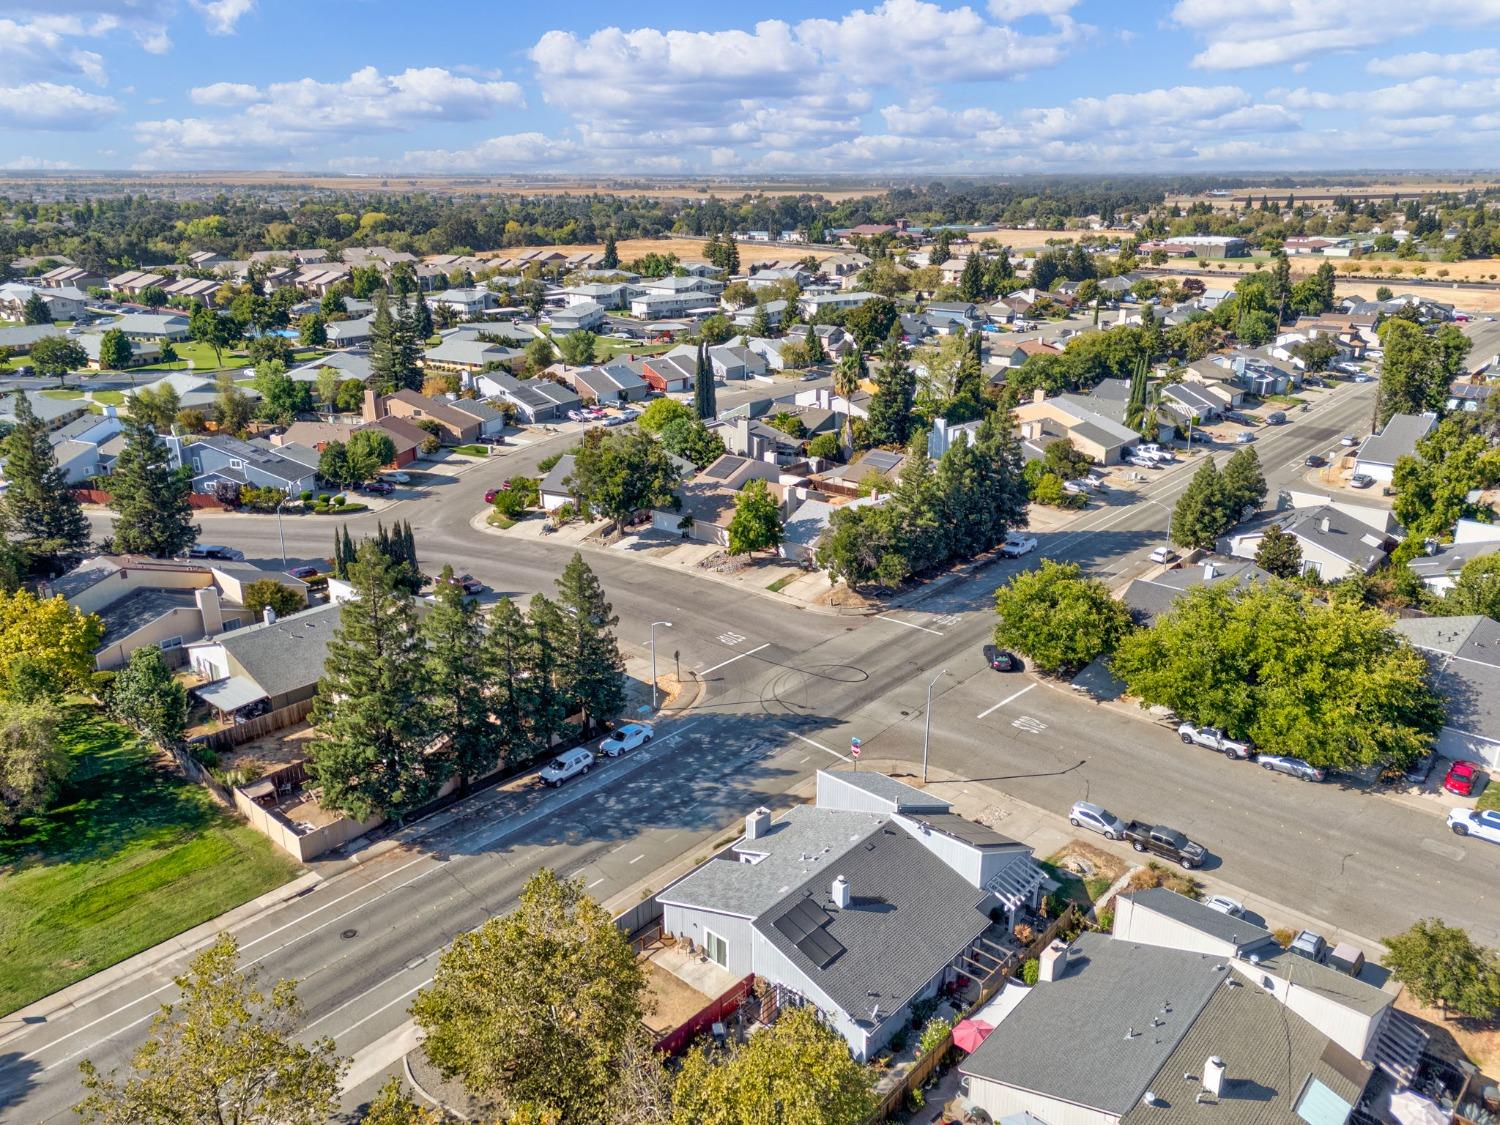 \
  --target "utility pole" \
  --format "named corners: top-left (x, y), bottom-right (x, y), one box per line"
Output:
top-left (922, 669), bottom-right (949, 784)
top-left (649, 621), bottom-right (672, 710)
